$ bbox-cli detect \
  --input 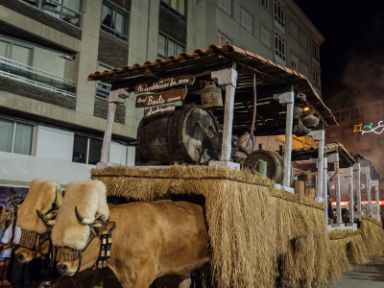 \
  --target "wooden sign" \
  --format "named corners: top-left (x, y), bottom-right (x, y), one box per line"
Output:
top-left (135, 87), bottom-right (187, 108)
top-left (135, 75), bottom-right (195, 93)
top-left (144, 104), bottom-right (176, 117)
